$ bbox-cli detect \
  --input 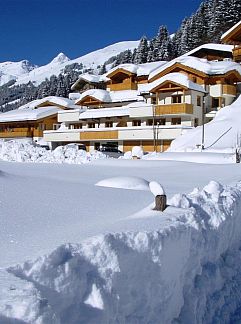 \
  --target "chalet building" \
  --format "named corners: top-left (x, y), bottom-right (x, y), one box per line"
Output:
top-left (44, 54), bottom-right (241, 152)
top-left (0, 96), bottom-right (80, 142)
top-left (2, 21), bottom-right (241, 153)
top-left (221, 21), bottom-right (241, 63)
